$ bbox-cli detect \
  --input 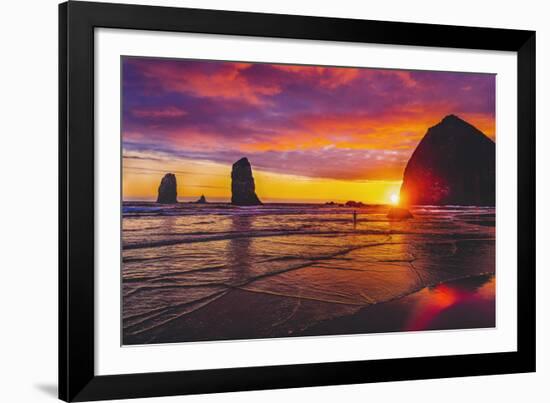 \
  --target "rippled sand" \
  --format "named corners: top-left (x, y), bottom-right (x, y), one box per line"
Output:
top-left (122, 203), bottom-right (495, 344)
